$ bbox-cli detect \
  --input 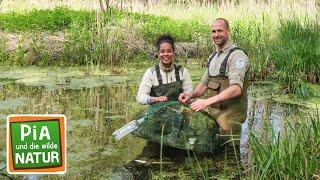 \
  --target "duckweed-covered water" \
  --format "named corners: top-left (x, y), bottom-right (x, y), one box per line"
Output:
top-left (0, 67), bottom-right (316, 179)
